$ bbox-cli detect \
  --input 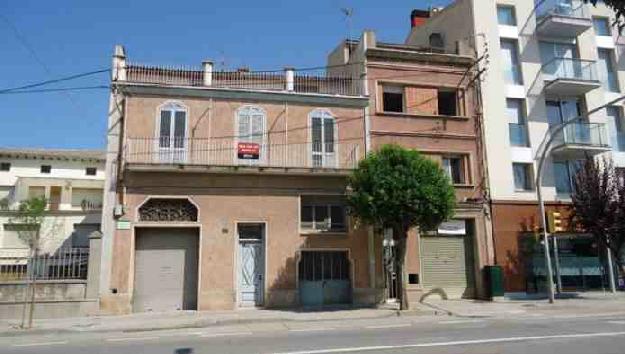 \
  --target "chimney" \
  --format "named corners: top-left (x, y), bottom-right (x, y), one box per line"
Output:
top-left (410, 9), bottom-right (431, 28)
